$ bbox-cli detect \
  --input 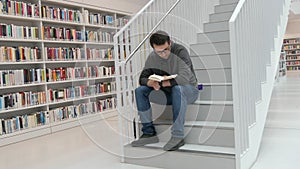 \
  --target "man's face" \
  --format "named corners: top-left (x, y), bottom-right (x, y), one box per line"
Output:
top-left (153, 42), bottom-right (171, 59)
